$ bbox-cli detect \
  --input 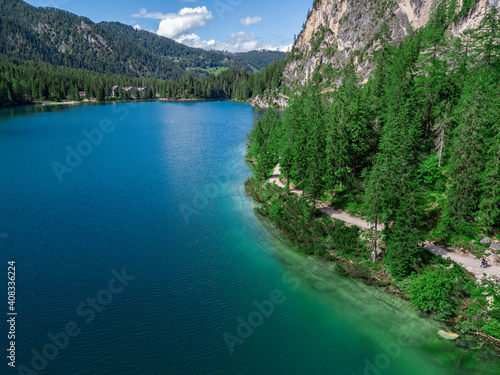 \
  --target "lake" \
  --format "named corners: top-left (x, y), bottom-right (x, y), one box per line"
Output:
top-left (0, 101), bottom-right (498, 374)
